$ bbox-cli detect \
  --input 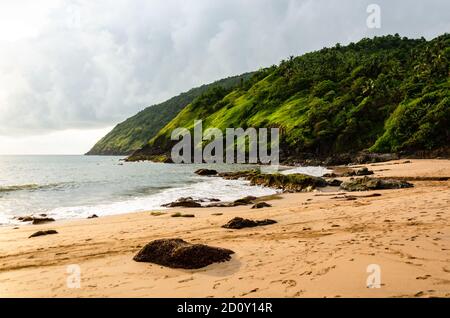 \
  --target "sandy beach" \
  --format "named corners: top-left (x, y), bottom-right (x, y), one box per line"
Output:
top-left (0, 159), bottom-right (449, 298)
